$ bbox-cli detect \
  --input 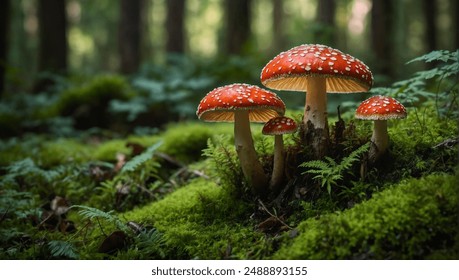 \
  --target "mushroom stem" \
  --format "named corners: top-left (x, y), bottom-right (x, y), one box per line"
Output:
top-left (303, 76), bottom-right (329, 158)
top-left (234, 110), bottom-right (268, 195)
top-left (304, 76), bottom-right (327, 128)
top-left (369, 120), bottom-right (389, 162)
top-left (270, 134), bottom-right (284, 193)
